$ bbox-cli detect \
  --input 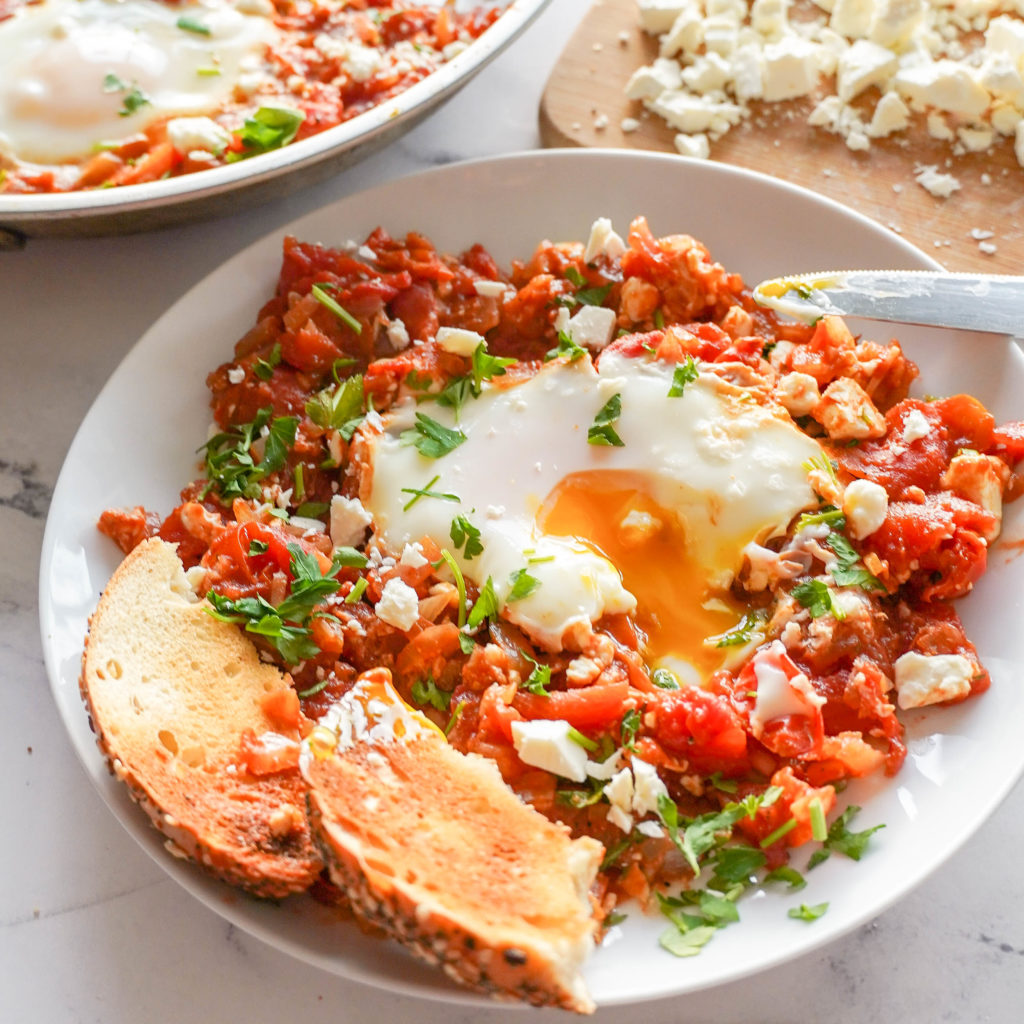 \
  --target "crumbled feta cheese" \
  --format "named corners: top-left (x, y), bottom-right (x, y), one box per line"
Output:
top-left (330, 495), bottom-right (372, 547)
top-left (837, 39), bottom-right (898, 102)
top-left (565, 305), bottom-right (618, 350)
top-left (629, 0), bottom-right (1024, 193)
top-left (472, 279), bottom-right (508, 299)
top-left (625, 57), bottom-right (683, 100)
top-left (227, 366), bottom-right (246, 385)
top-left (776, 371), bottom-right (821, 417)
top-left (386, 318), bottom-right (410, 351)
top-left (867, 91), bottom-right (910, 137)
top-left (166, 117), bottom-right (231, 156)
top-left (902, 408), bottom-right (932, 442)
top-left (674, 132), bottom-right (711, 158)
top-left (621, 116), bottom-right (642, 132)
top-left (842, 478), bottom-right (889, 539)
top-left (374, 577), bottom-right (420, 631)
top-left (435, 326), bottom-right (484, 357)
top-left (893, 651), bottom-right (974, 709)
top-left (399, 542), bottom-right (428, 569)
top-left (510, 719), bottom-right (589, 782)
top-left (914, 164), bottom-right (961, 198)
top-left (583, 218), bottom-right (627, 263)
